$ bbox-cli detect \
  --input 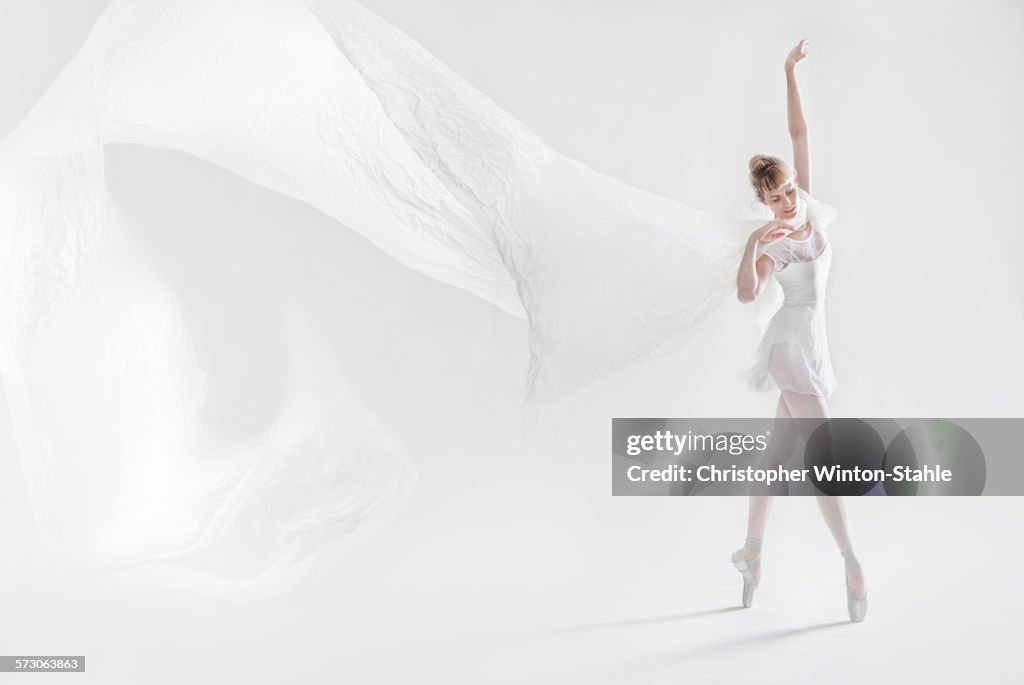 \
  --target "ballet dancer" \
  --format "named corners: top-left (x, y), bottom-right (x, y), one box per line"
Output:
top-left (732, 39), bottom-right (868, 622)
